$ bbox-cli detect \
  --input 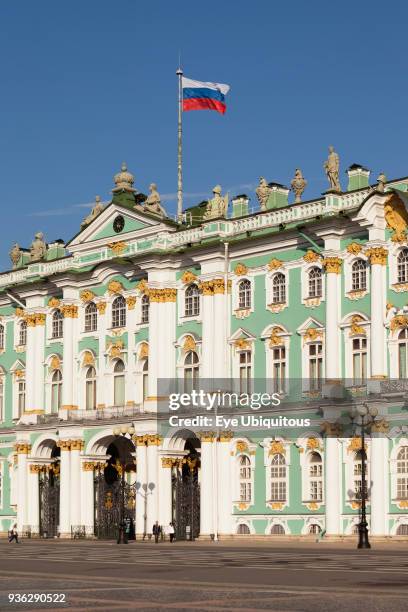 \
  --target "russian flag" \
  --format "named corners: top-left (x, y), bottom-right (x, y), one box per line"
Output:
top-left (182, 77), bottom-right (230, 115)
